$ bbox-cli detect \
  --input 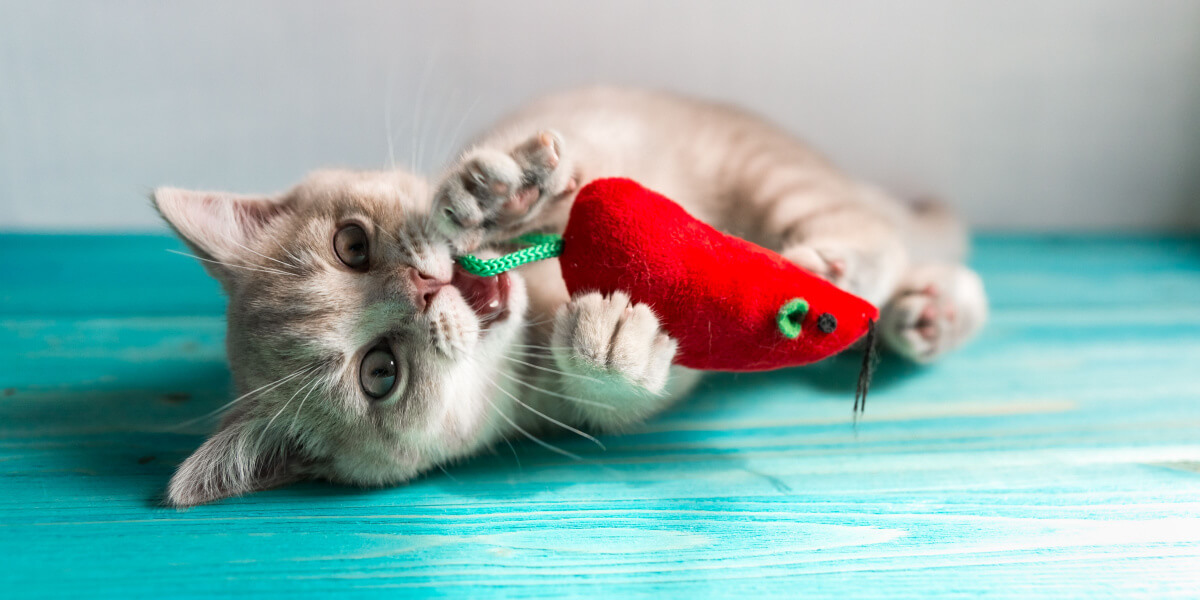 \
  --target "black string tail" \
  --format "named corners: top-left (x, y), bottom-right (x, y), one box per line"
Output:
top-left (853, 319), bottom-right (879, 417)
